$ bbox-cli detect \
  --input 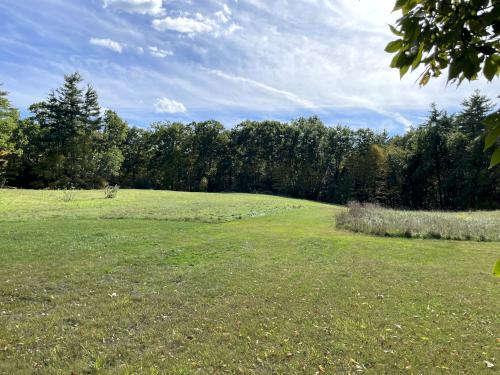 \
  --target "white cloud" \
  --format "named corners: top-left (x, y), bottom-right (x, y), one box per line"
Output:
top-left (89, 37), bottom-right (123, 53)
top-left (103, 0), bottom-right (165, 15)
top-left (215, 11), bottom-right (229, 24)
top-left (148, 46), bottom-right (173, 58)
top-left (7, 0), bottom-right (495, 132)
top-left (154, 97), bottom-right (187, 113)
top-left (226, 23), bottom-right (241, 34)
top-left (152, 5), bottom-right (238, 36)
top-left (215, 4), bottom-right (232, 24)
top-left (152, 16), bottom-right (214, 34)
